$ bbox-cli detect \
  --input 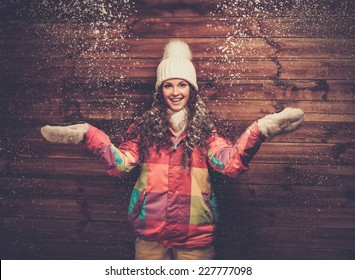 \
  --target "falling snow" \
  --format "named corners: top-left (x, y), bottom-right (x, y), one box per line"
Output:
top-left (205, 0), bottom-right (353, 89)
top-left (0, 0), bottom-right (354, 261)
top-left (1, 0), bottom-right (137, 85)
